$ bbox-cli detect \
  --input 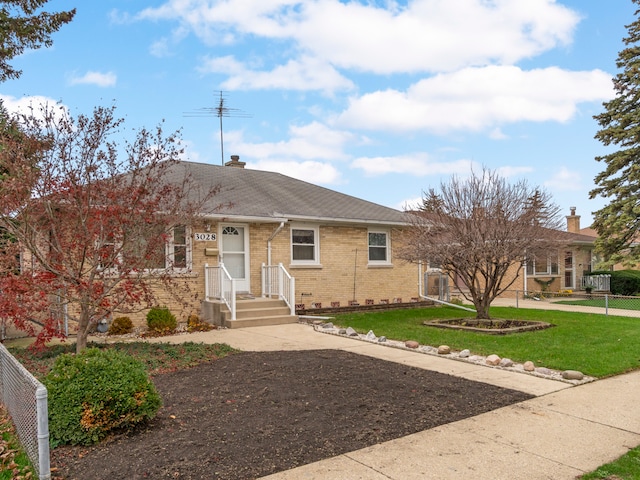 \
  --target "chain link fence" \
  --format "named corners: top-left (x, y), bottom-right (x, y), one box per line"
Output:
top-left (0, 343), bottom-right (50, 480)
top-left (464, 290), bottom-right (640, 318)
